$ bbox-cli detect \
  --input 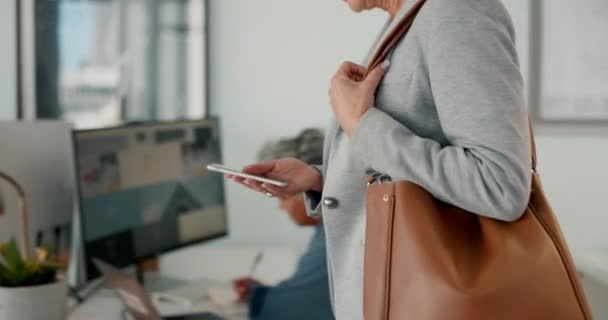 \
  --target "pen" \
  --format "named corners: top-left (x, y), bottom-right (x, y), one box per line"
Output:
top-left (249, 252), bottom-right (264, 277)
